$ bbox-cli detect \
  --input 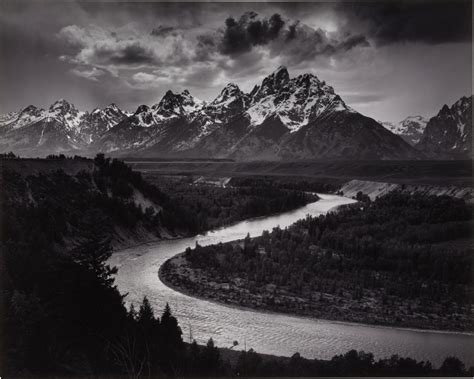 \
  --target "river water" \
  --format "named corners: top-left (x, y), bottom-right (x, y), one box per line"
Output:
top-left (108, 194), bottom-right (474, 367)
